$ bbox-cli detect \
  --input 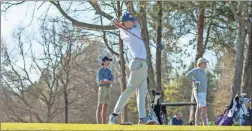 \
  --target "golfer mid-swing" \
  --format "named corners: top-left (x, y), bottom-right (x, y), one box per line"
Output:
top-left (108, 11), bottom-right (155, 124)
